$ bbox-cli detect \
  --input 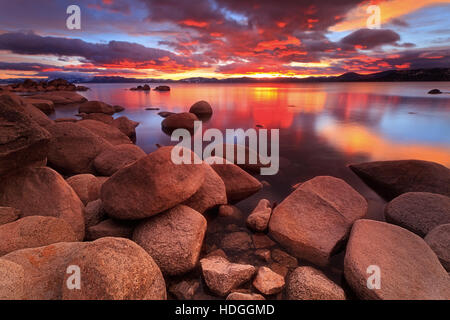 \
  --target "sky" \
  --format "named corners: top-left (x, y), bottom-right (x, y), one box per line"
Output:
top-left (0, 0), bottom-right (449, 80)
